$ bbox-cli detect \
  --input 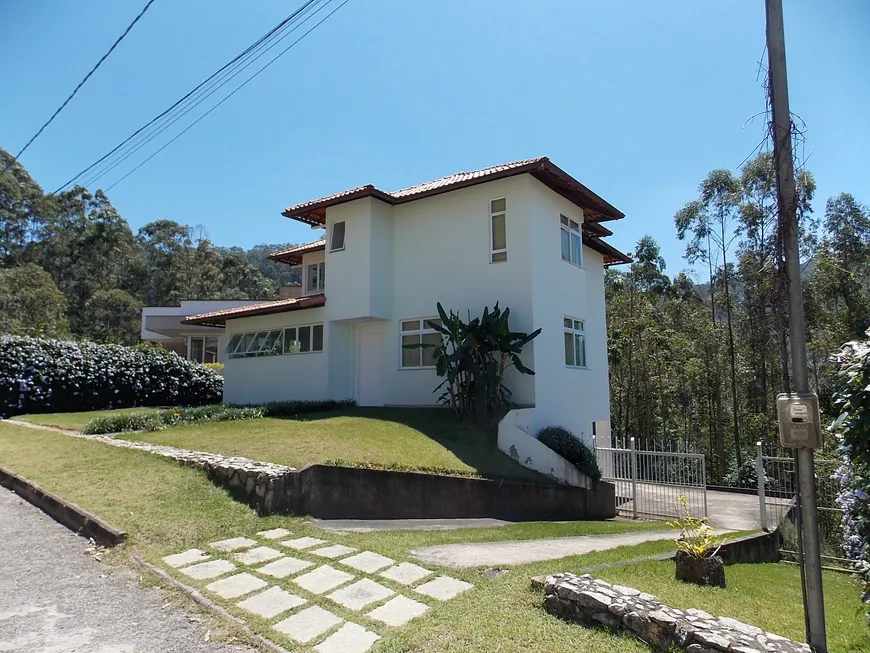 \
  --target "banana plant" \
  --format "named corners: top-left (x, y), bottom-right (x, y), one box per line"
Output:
top-left (406, 302), bottom-right (541, 420)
